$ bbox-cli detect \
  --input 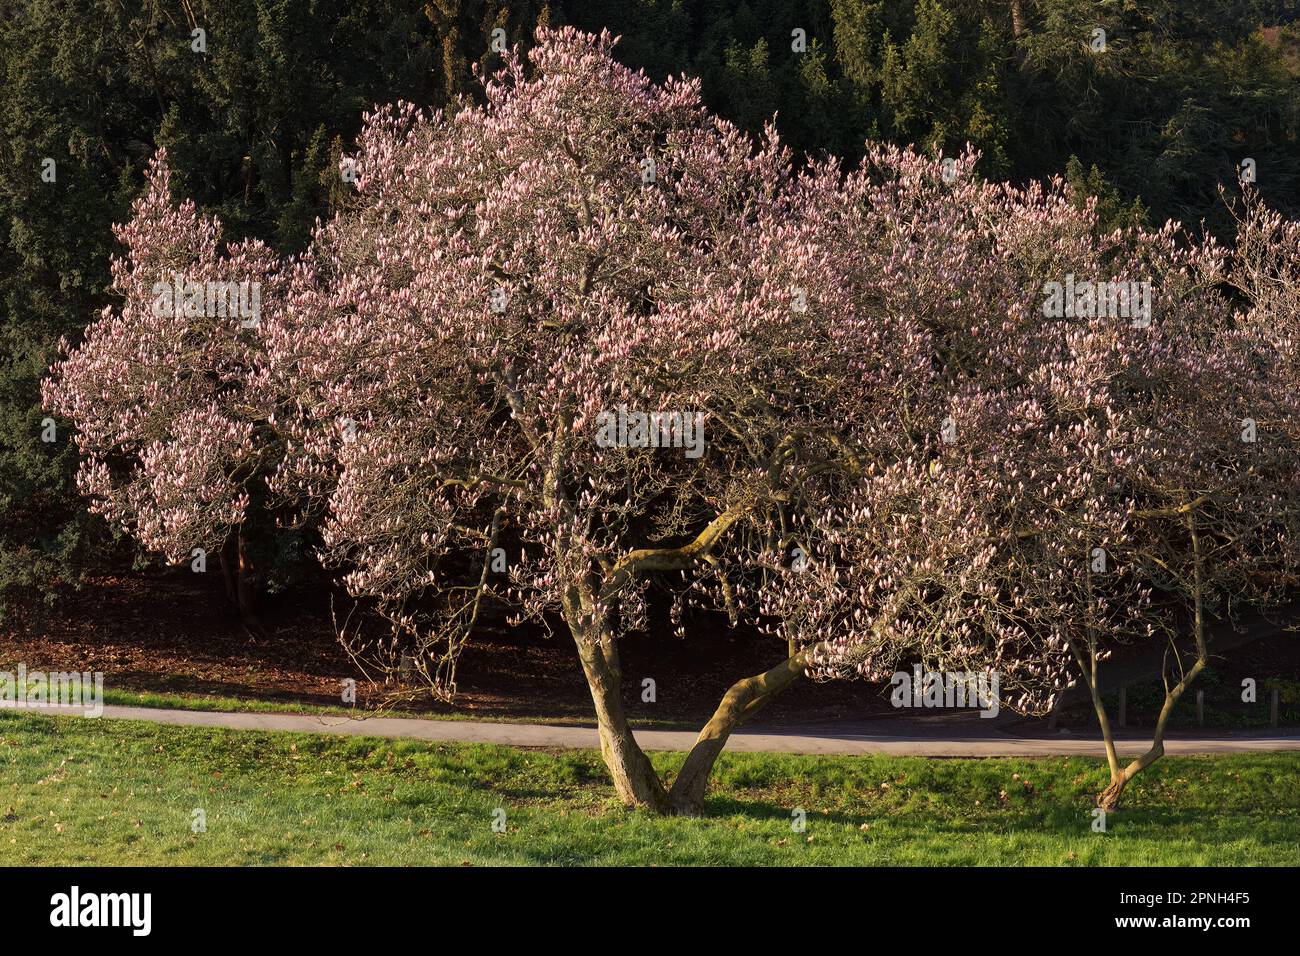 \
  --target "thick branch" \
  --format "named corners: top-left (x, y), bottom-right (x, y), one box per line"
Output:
top-left (598, 501), bottom-right (753, 603)
top-left (668, 646), bottom-right (814, 814)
